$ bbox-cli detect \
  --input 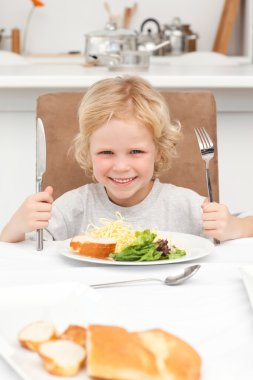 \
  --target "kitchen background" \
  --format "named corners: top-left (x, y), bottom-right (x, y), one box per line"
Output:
top-left (0, 0), bottom-right (249, 56)
top-left (1, 0), bottom-right (253, 231)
